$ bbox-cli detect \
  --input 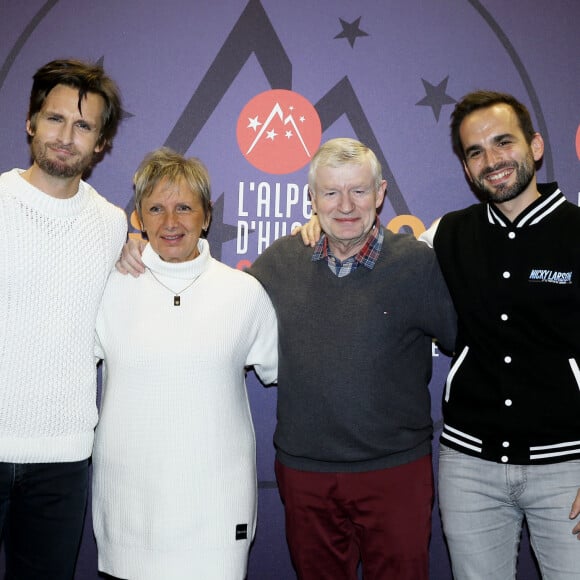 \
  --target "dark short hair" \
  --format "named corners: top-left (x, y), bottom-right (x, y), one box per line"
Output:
top-left (27, 59), bottom-right (122, 149)
top-left (450, 90), bottom-right (536, 159)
